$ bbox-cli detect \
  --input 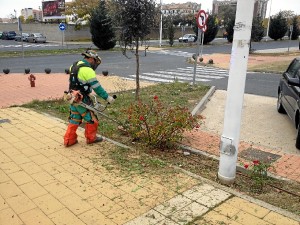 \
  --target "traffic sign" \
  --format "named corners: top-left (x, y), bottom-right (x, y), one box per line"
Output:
top-left (196, 10), bottom-right (208, 29)
top-left (59, 23), bottom-right (66, 31)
